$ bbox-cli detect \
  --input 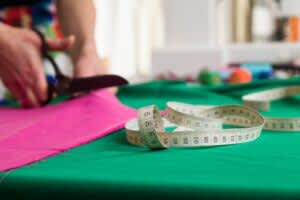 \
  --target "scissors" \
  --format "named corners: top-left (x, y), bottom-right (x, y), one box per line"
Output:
top-left (33, 29), bottom-right (129, 105)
